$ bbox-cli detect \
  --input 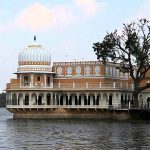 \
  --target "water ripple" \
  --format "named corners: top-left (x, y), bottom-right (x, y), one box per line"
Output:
top-left (0, 108), bottom-right (150, 149)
